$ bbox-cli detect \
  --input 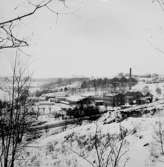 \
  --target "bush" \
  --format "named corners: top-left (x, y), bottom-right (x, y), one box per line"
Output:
top-left (66, 106), bottom-right (100, 119)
